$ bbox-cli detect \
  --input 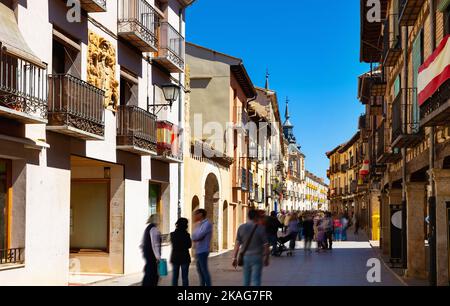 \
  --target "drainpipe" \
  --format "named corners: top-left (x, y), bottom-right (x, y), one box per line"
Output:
top-left (401, 24), bottom-right (408, 270)
top-left (177, 7), bottom-right (184, 219)
top-left (428, 0), bottom-right (437, 287)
